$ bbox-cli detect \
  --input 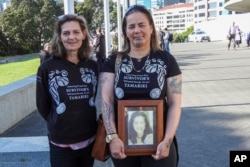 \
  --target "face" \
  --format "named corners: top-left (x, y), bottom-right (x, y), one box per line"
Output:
top-left (60, 21), bottom-right (86, 53)
top-left (133, 115), bottom-right (146, 137)
top-left (45, 45), bottom-right (52, 52)
top-left (126, 12), bottom-right (153, 48)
